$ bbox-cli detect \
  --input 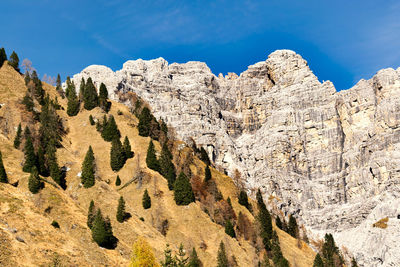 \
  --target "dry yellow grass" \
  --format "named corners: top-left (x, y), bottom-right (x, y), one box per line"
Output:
top-left (0, 64), bottom-right (317, 266)
top-left (373, 217), bottom-right (388, 229)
